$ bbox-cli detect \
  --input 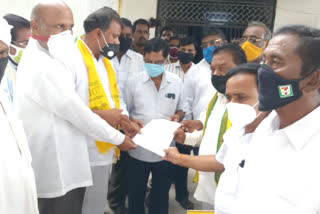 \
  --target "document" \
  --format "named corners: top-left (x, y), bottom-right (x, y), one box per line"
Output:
top-left (133, 119), bottom-right (181, 157)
